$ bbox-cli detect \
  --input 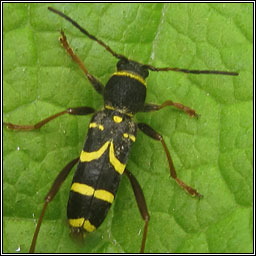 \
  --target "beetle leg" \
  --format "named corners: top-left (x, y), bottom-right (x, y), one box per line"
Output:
top-left (4, 106), bottom-right (95, 131)
top-left (29, 157), bottom-right (79, 253)
top-left (142, 101), bottom-right (198, 118)
top-left (124, 168), bottom-right (150, 253)
top-left (138, 123), bottom-right (203, 198)
top-left (59, 30), bottom-right (104, 95)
